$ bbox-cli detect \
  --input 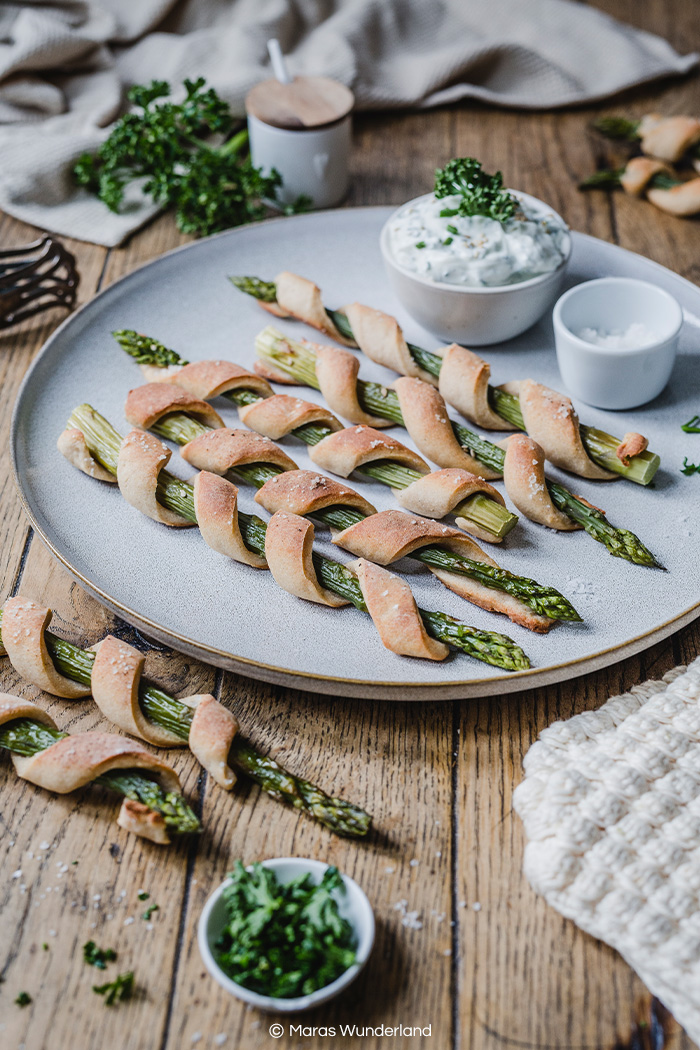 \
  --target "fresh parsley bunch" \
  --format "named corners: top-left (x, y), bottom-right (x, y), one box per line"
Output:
top-left (434, 157), bottom-right (519, 223)
top-left (215, 861), bottom-right (357, 998)
top-left (75, 78), bottom-right (307, 237)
